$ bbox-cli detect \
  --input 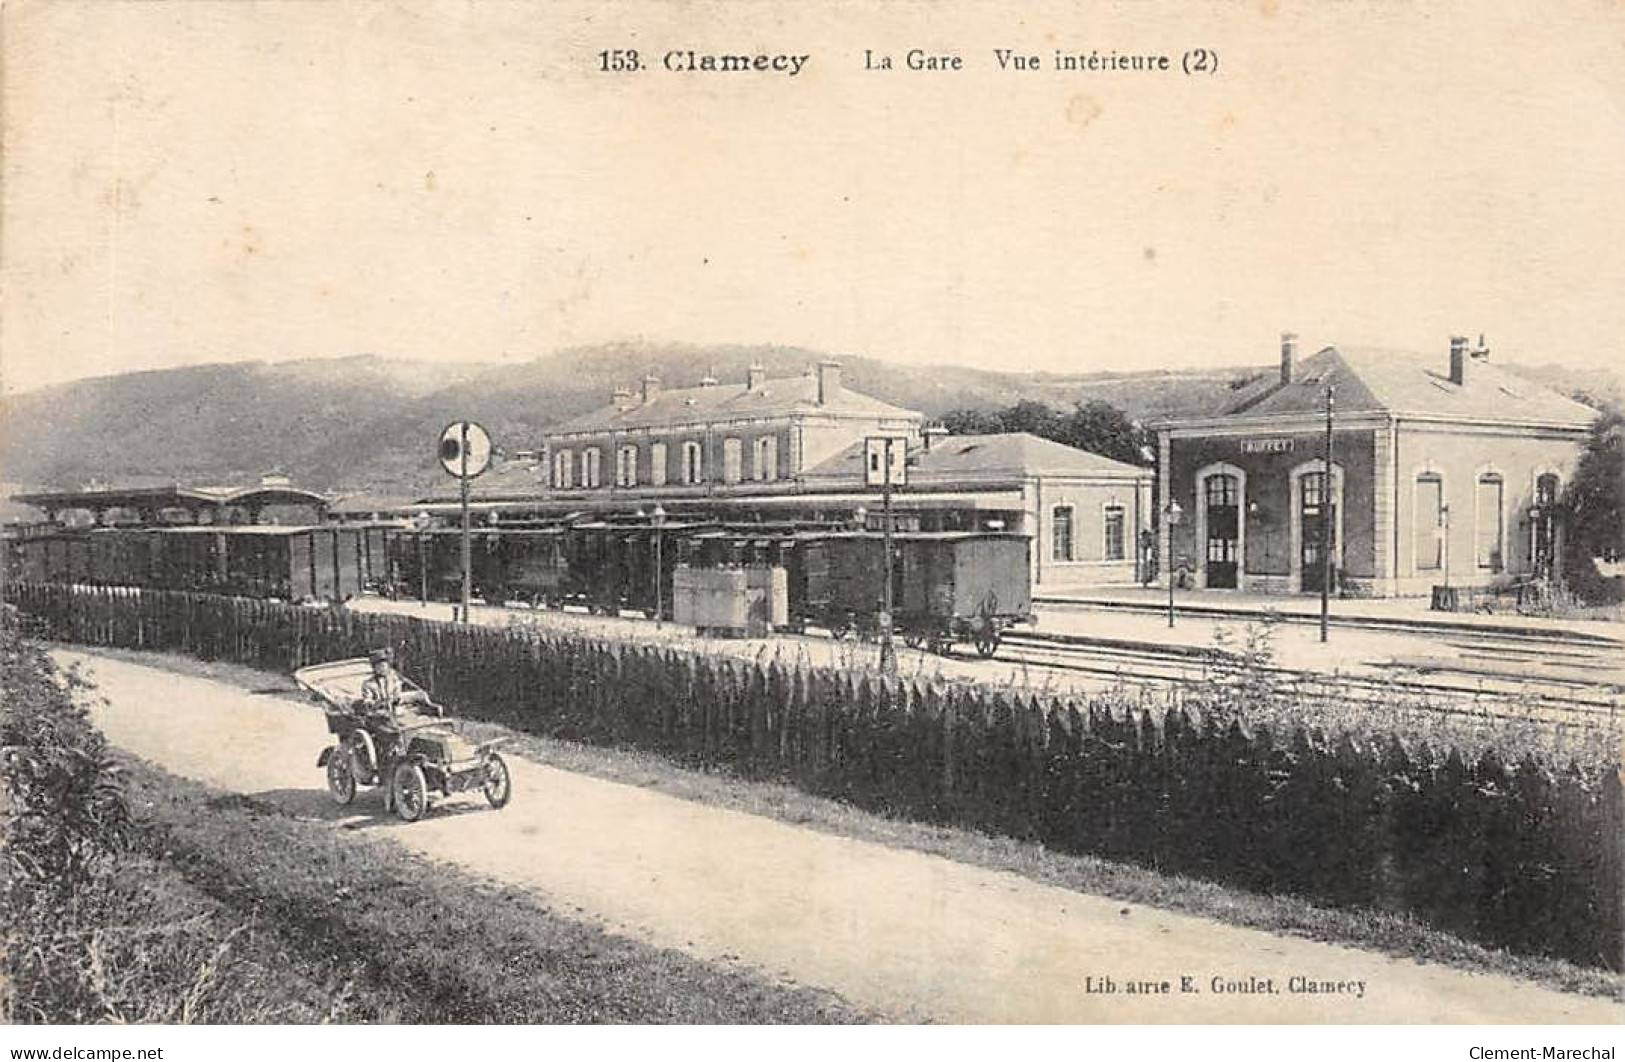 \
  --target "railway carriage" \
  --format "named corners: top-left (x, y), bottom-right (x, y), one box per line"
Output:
top-left (9, 525), bottom-right (368, 602)
top-left (7, 532), bottom-right (87, 584)
top-left (9, 512), bottom-right (1031, 659)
